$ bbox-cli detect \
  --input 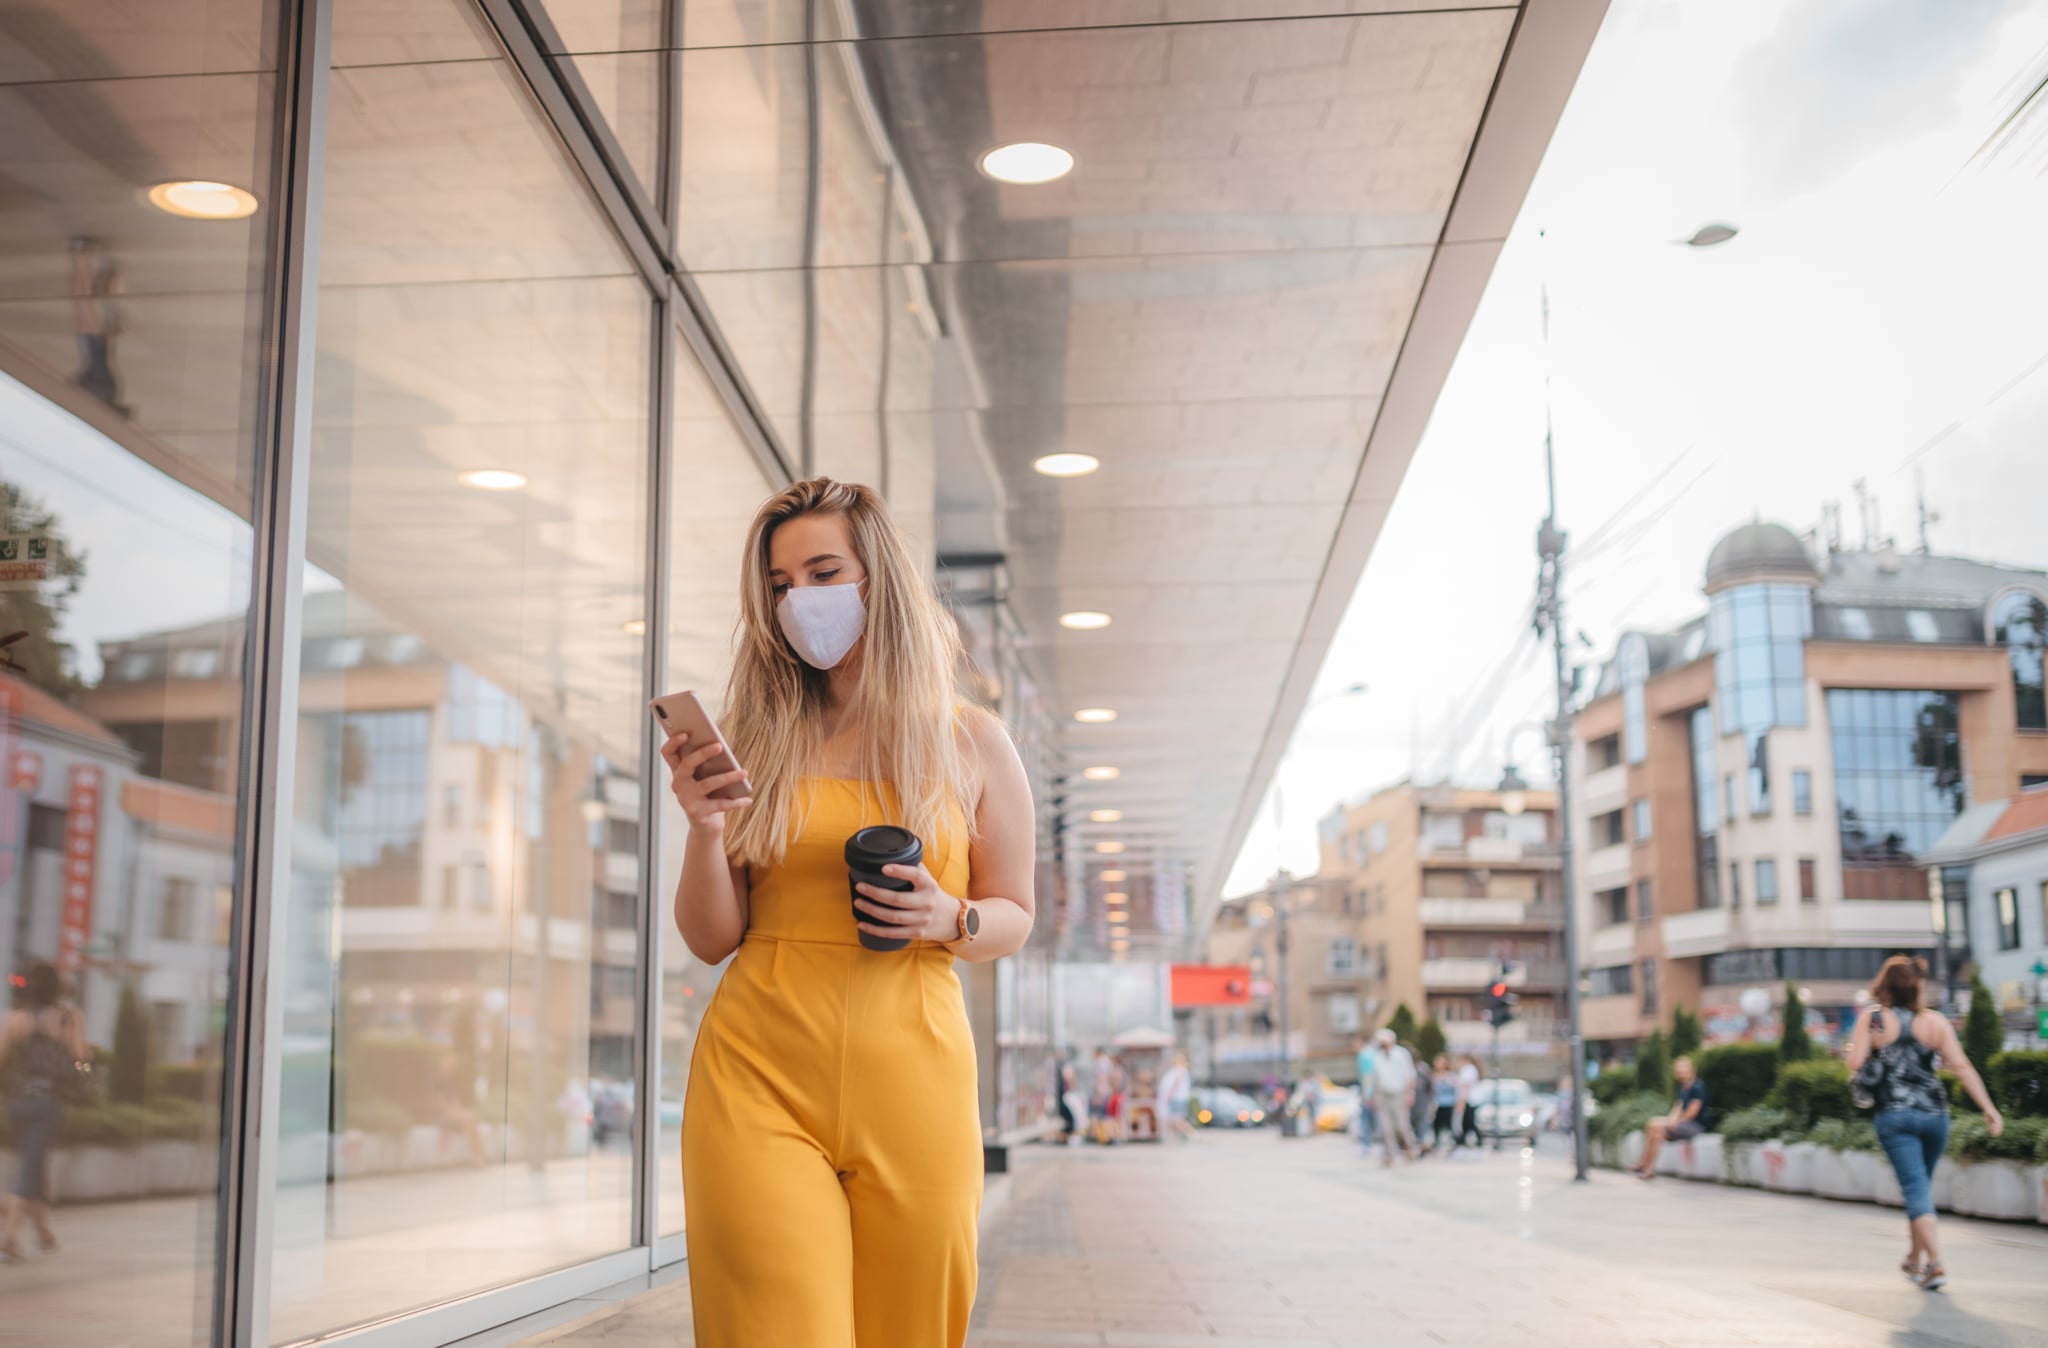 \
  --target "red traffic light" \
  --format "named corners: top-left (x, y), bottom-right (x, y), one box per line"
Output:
top-left (1488, 981), bottom-right (1508, 999)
